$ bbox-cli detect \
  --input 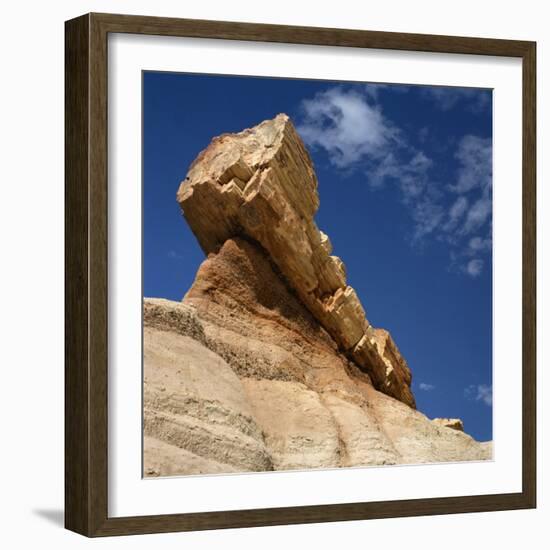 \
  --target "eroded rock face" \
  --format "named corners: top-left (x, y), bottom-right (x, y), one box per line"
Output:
top-left (177, 114), bottom-right (414, 407)
top-left (143, 237), bottom-right (491, 476)
top-left (143, 326), bottom-right (272, 476)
